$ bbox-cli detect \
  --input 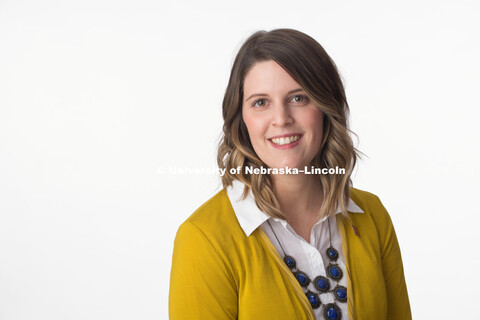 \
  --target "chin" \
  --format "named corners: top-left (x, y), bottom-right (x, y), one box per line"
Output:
top-left (271, 162), bottom-right (304, 170)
